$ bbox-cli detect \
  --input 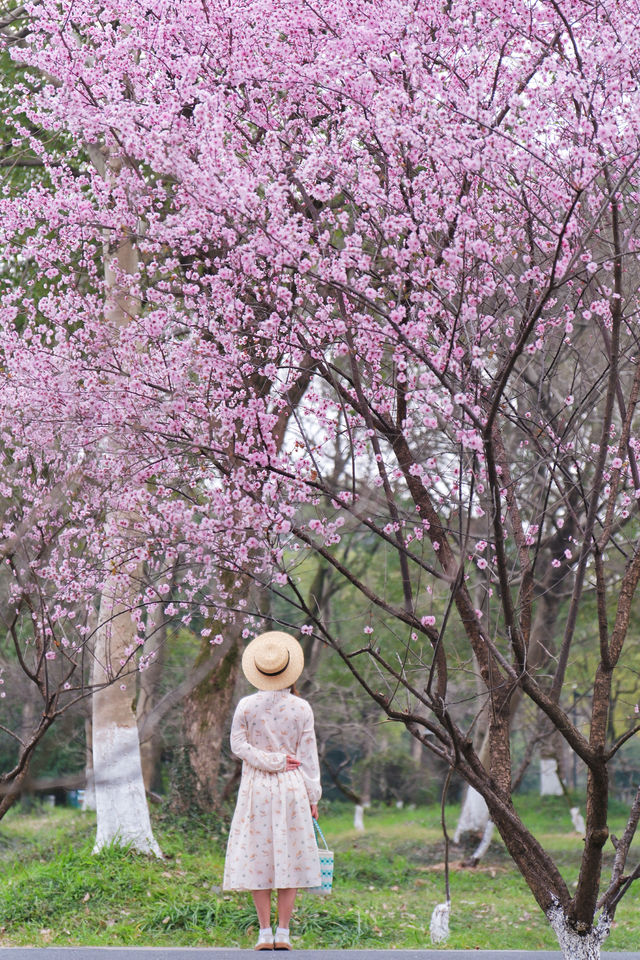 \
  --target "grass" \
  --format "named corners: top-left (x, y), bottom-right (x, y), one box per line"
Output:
top-left (0, 797), bottom-right (639, 950)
